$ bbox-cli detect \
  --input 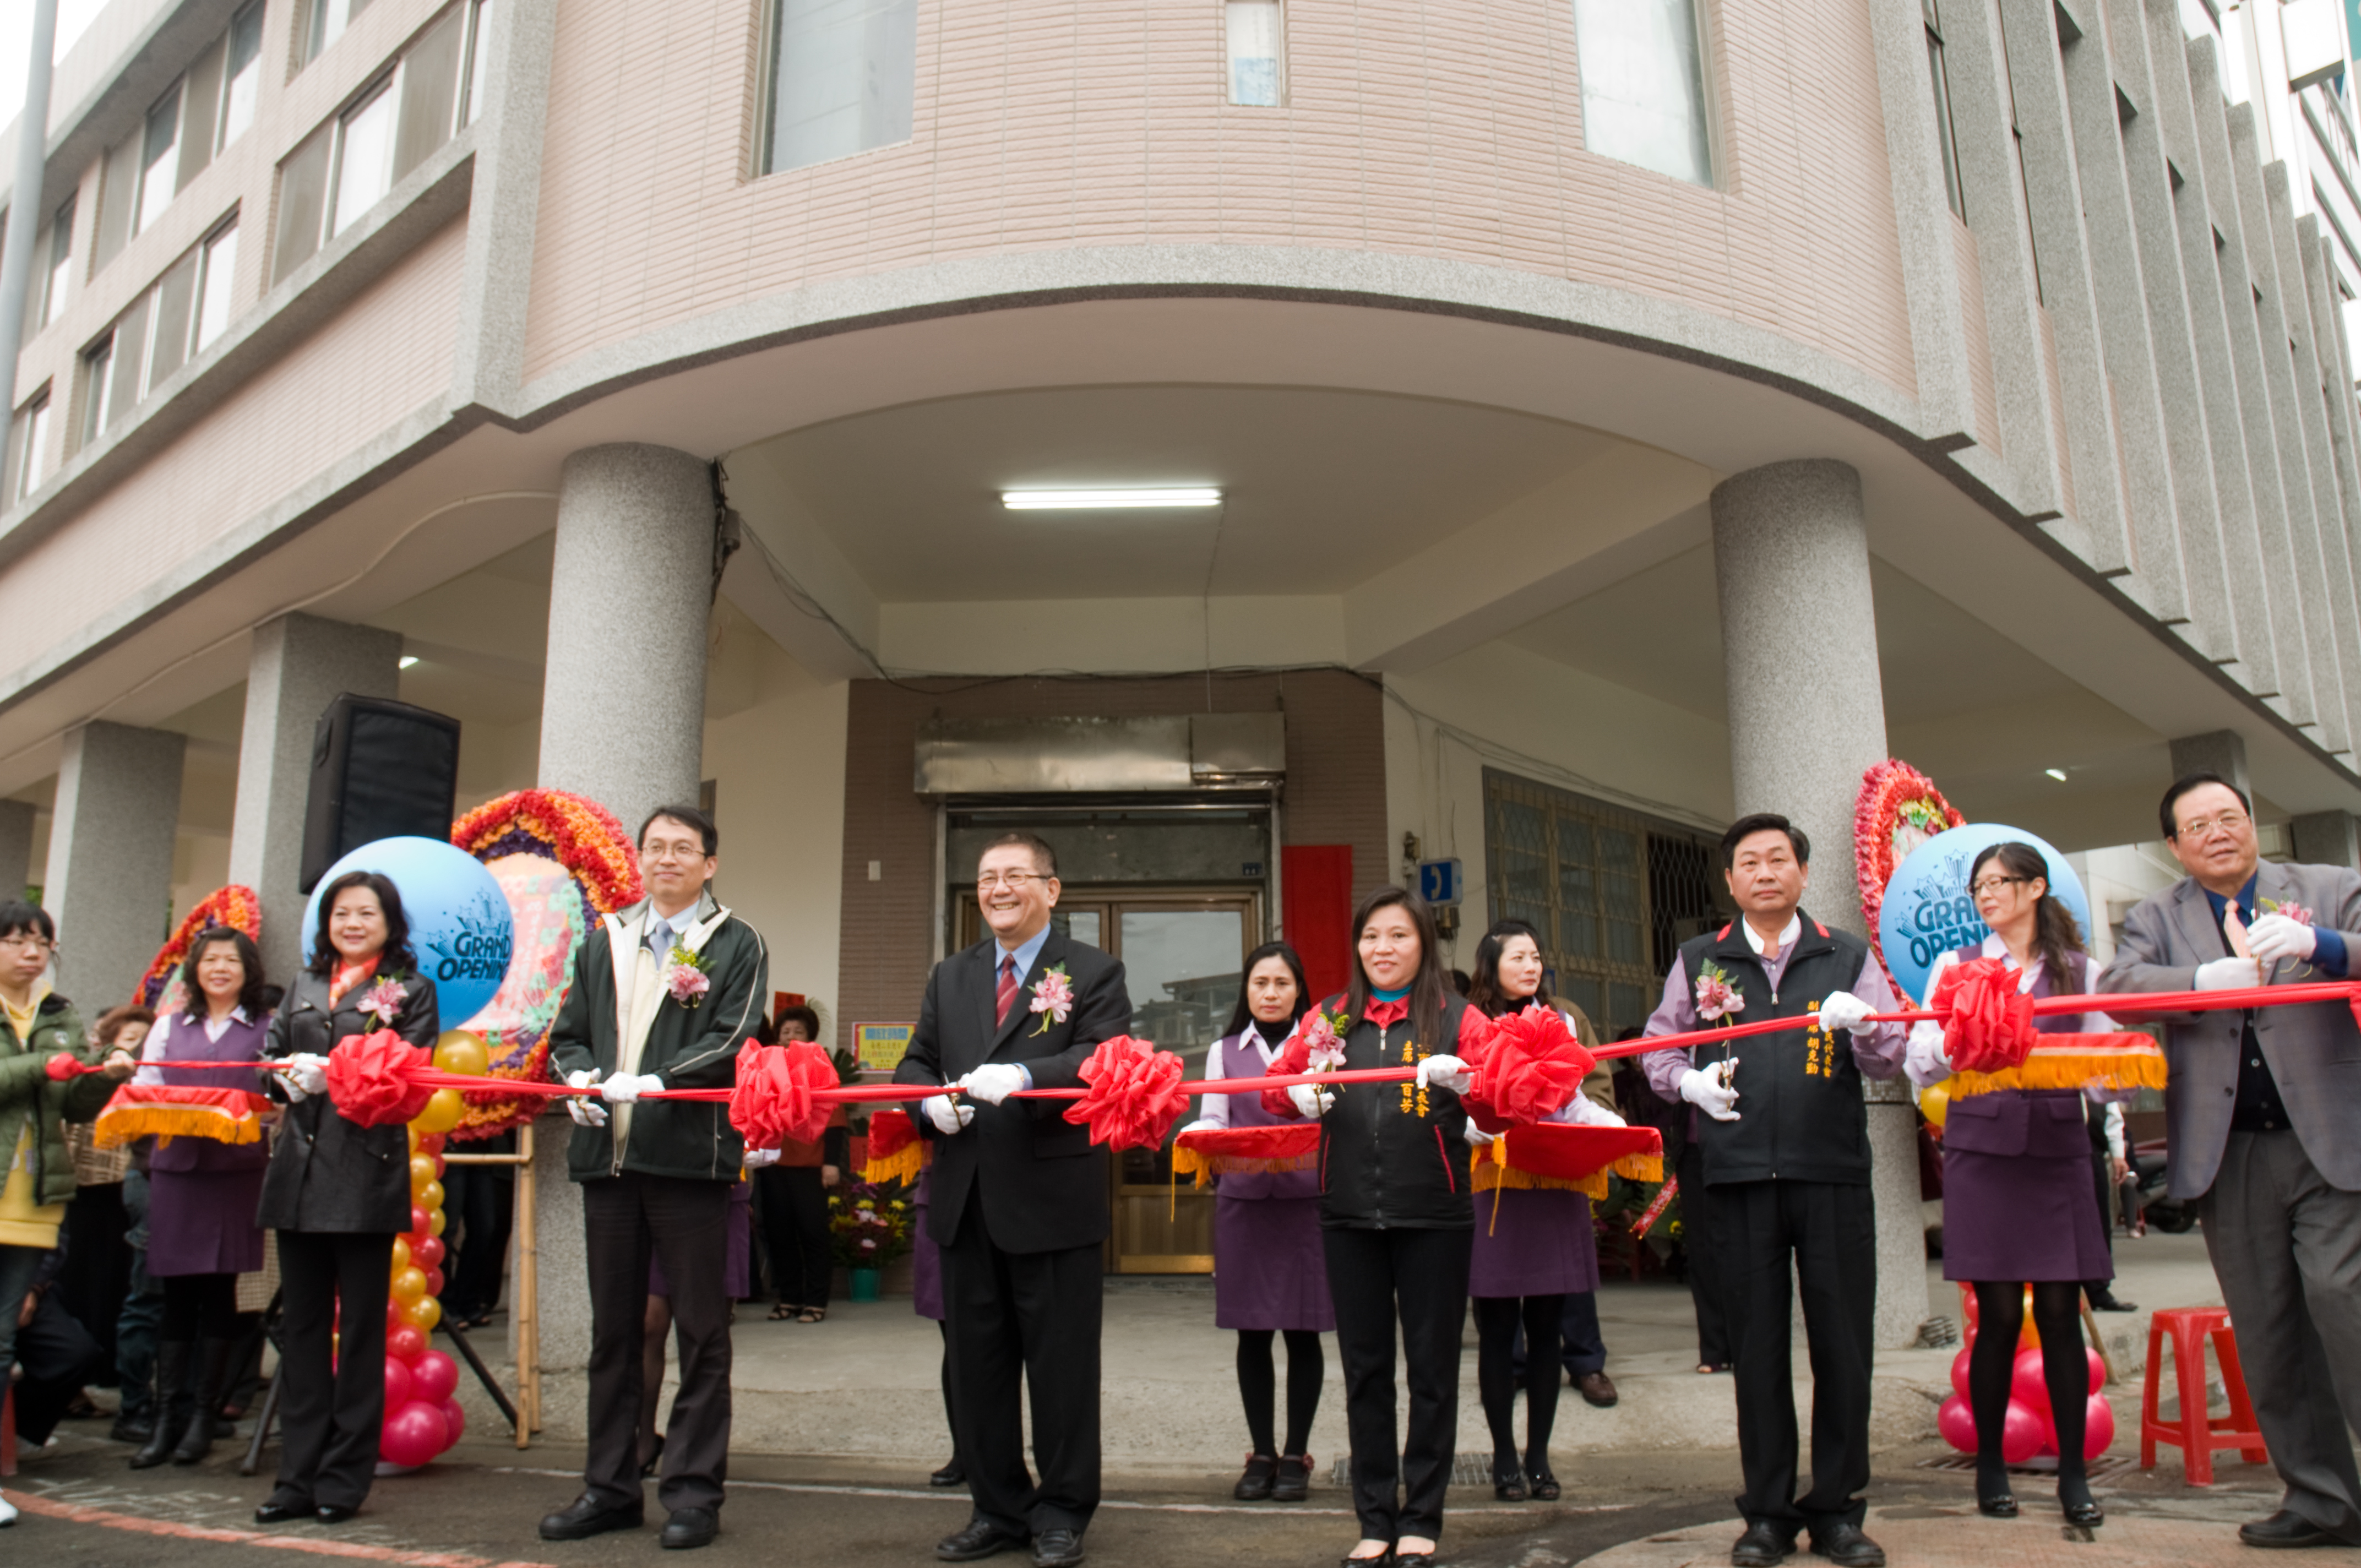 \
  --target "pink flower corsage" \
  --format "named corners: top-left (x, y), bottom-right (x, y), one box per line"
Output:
top-left (2260, 898), bottom-right (2316, 925)
top-left (664, 945), bottom-right (712, 1008)
top-left (1297, 1009), bottom-right (1348, 1072)
top-left (1029, 965), bottom-right (1074, 1035)
top-left (1694, 960), bottom-right (1744, 1022)
top-left (356, 978), bottom-right (409, 1027)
